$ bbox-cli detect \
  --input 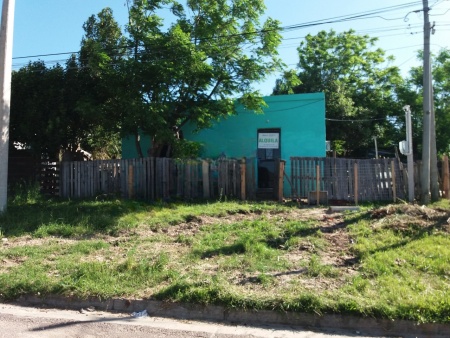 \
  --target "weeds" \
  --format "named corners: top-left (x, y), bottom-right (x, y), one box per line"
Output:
top-left (0, 191), bottom-right (449, 323)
